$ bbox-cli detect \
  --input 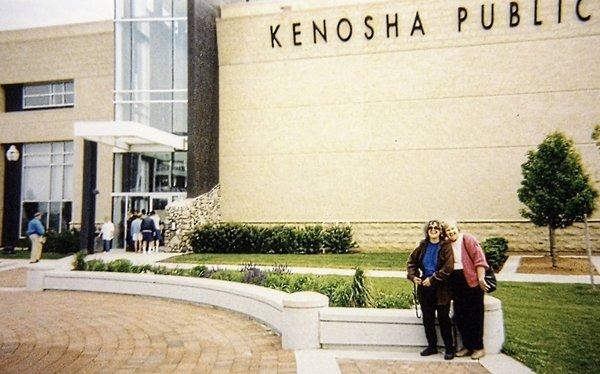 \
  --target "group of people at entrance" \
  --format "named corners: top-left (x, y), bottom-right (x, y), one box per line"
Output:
top-left (407, 220), bottom-right (490, 361)
top-left (126, 210), bottom-right (162, 253)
